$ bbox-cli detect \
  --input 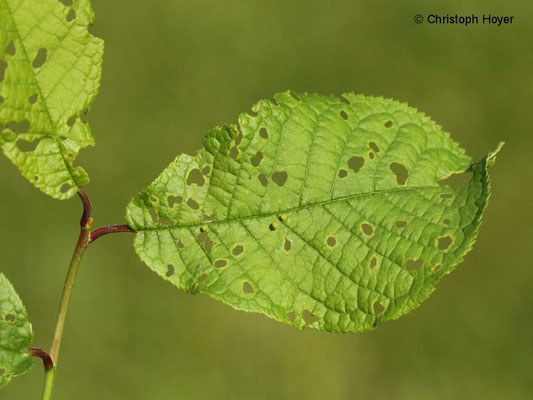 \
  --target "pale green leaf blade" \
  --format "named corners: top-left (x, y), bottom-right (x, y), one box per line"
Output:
top-left (0, 273), bottom-right (33, 387)
top-left (0, 0), bottom-right (103, 199)
top-left (126, 92), bottom-right (499, 333)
